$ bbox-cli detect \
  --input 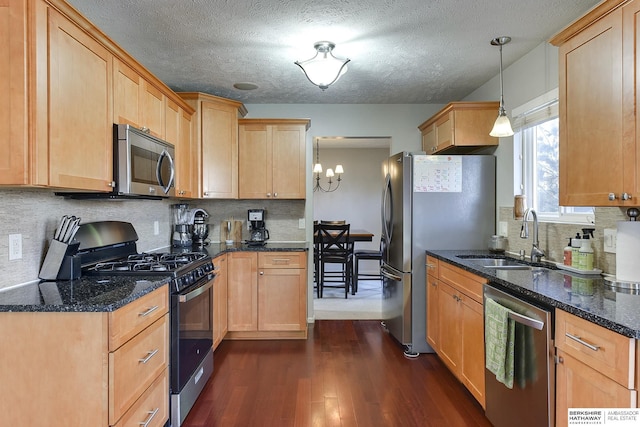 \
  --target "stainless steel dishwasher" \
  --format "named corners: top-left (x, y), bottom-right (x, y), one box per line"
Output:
top-left (483, 284), bottom-right (555, 427)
